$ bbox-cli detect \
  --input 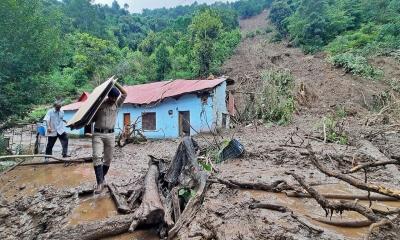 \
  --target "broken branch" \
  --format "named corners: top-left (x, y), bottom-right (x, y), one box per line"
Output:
top-left (286, 171), bottom-right (381, 222)
top-left (307, 146), bottom-right (400, 200)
